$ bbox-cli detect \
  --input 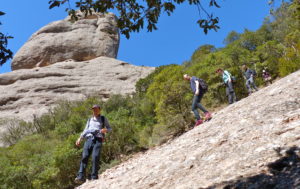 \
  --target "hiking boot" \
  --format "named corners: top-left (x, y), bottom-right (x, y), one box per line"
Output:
top-left (74, 177), bottom-right (85, 184)
top-left (204, 112), bottom-right (212, 121)
top-left (194, 119), bottom-right (203, 127)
